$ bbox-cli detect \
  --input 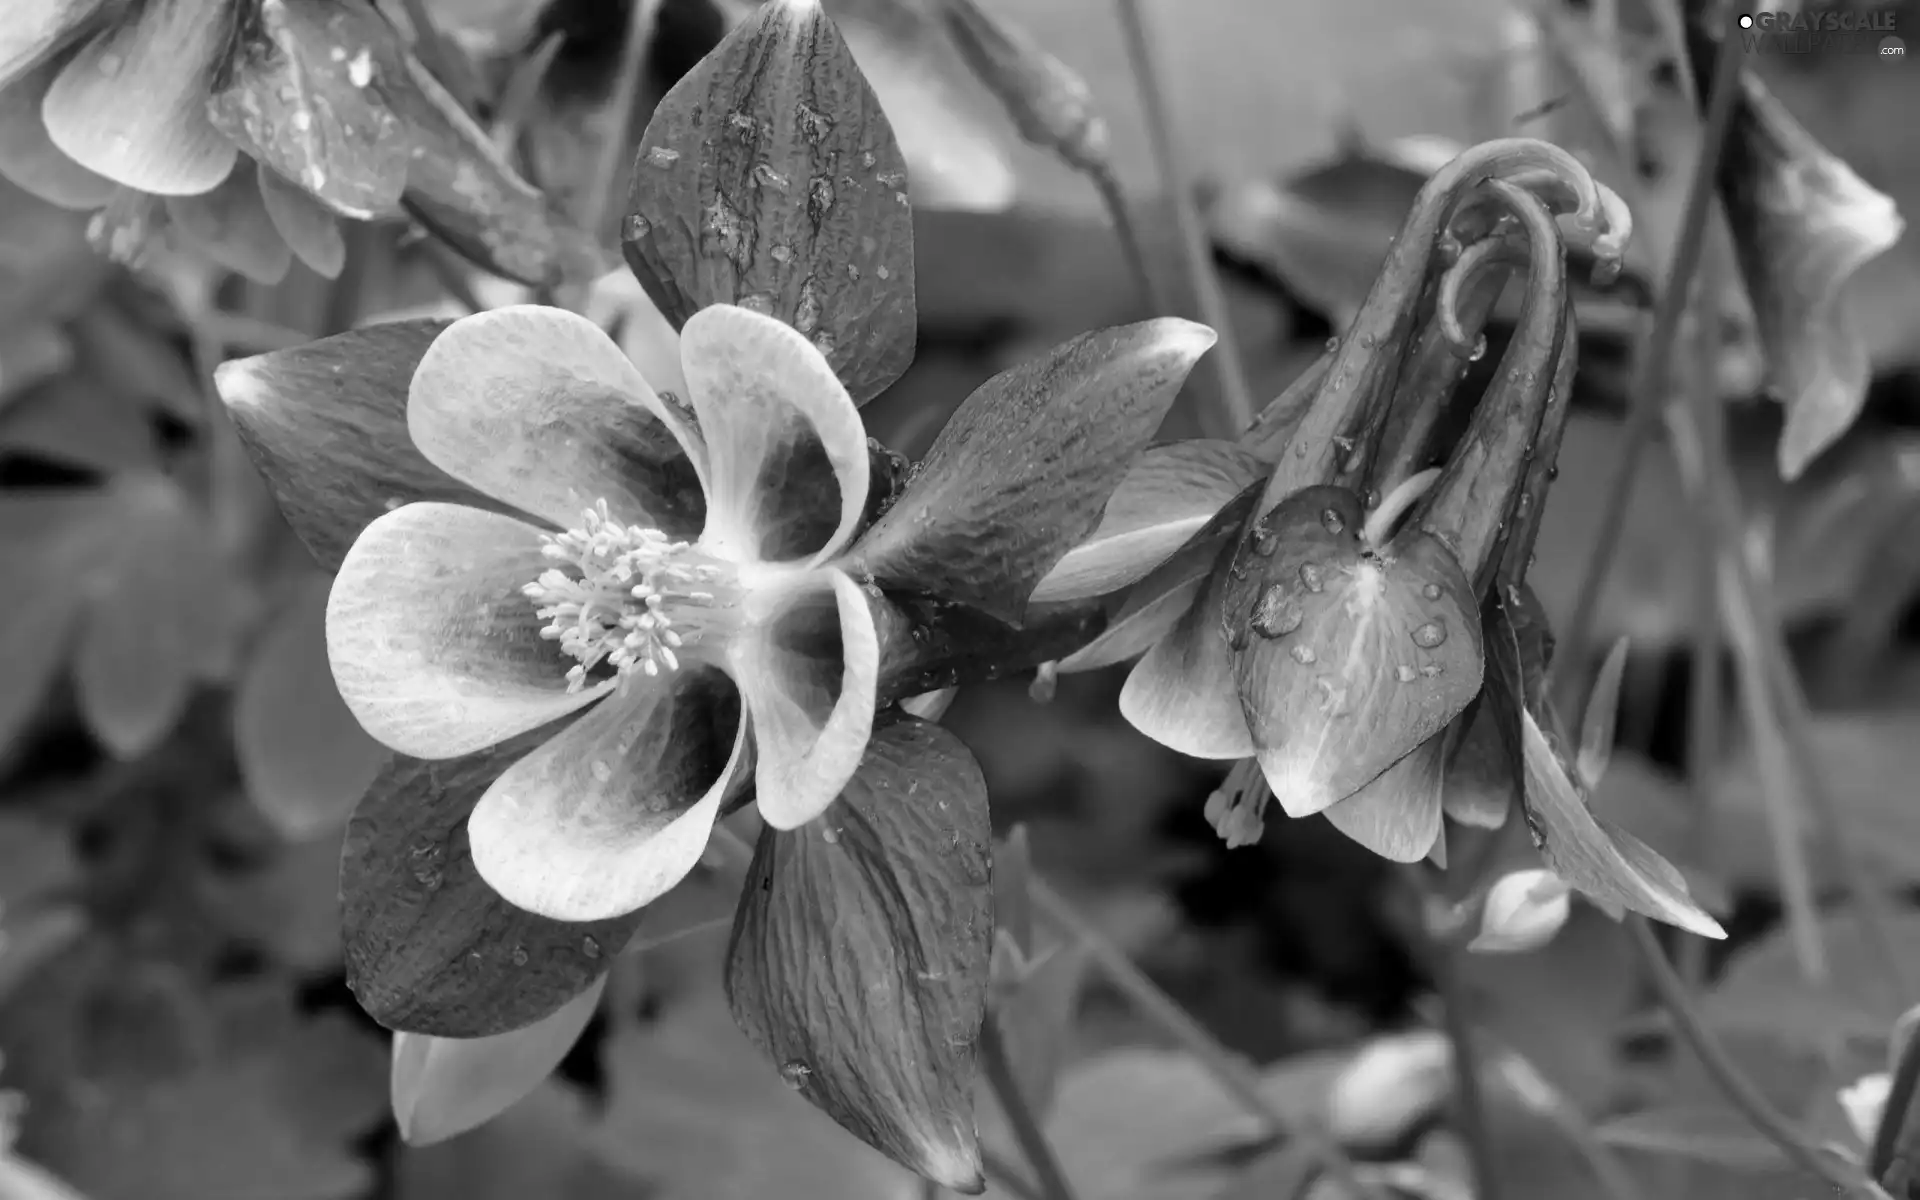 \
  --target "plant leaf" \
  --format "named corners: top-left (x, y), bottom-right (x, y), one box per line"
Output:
top-left (233, 575), bottom-right (390, 841)
top-left (1223, 484), bottom-right (1483, 819)
top-left (624, 0), bottom-right (916, 405)
top-left (989, 935), bottom-right (1089, 1121)
top-left (215, 318), bottom-right (509, 573)
top-left (0, 494), bottom-right (86, 756)
top-left (1596, 1106), bottom-right (1789, 1171)
top-left (1685, 22), bottom-right (1905, 479)
top-left (391, 975), bottom-right (606, 1147)
top-left (1706, 910), bottom-right (1920, 1048)
top-left (340, 722), bottom-right (642, 1037)
top-left (1029, 438), bottom-right (1263, 605)
top-left (206, 0), bottom-right (410, 219)
top-left (725, 714), bottom-right (991, 1192)
top-left (1576, 636), bottom-right (1629, 791)
top-left (851, 318), bottom-right (1215, 624)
